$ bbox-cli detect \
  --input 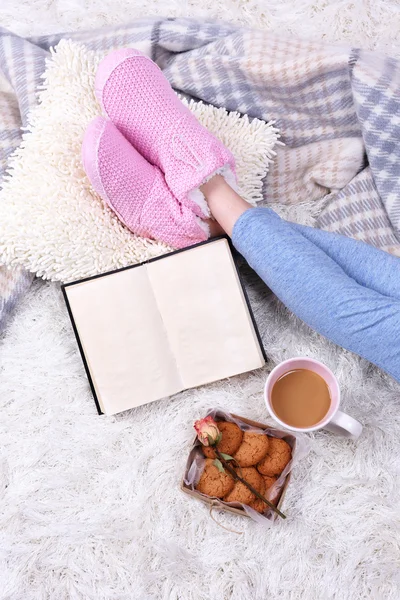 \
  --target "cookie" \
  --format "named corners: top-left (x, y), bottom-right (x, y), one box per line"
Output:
top-left (232, 431), bottom-right (270, 467)
top-left (196, 458), bottom-right (235, 498)
top-left (223, 467), bottom-right (263, 505)
top-left (262, 475), bottom-right (278, 490)
top-left (249, 476), bottom-right (278, 513)
top-left (257, 437), bottom-right (292, 476)
top-left (248, 478), bottom-right (266, 513)
top-left (203, 421), bottom-right (243, 459)
top-left (267, 477), bottom-right (281, 506)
